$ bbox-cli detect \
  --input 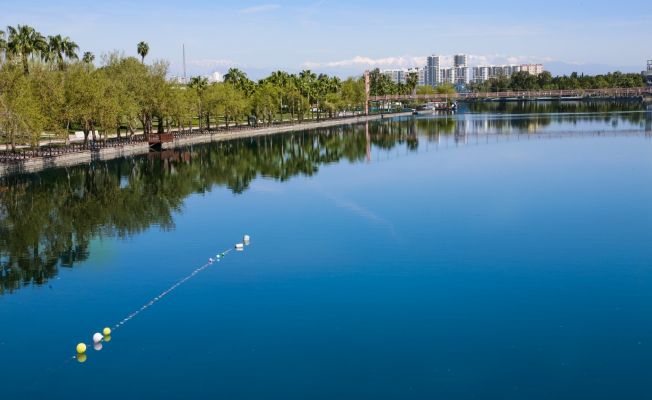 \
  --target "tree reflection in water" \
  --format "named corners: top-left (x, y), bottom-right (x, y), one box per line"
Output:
top-left (1, 103), bottom-right (649, 294)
